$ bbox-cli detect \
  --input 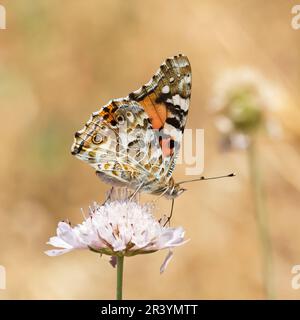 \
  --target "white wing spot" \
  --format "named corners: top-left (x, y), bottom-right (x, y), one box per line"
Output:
top-left (184, 75), bottom-right (191, 84)
top-left (168, 94), bottom-right (189, 111)
top-left (169, 77), bottom-right (174, 83)
top-left (162, 85), bottom-right (170, 94)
